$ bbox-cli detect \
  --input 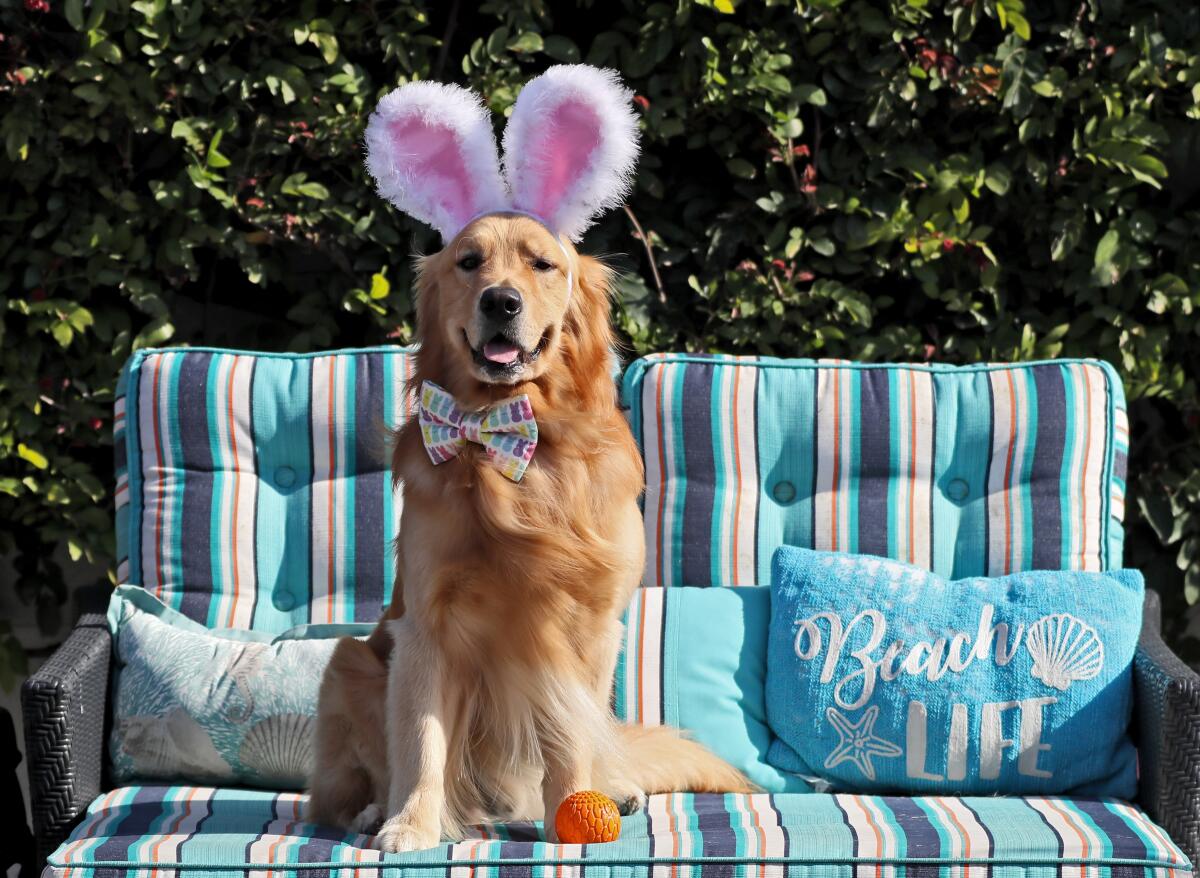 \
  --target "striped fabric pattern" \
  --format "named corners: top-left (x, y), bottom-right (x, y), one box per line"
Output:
top-left (114, 347), bottom-right (416, 633)
top-left (45, 786), bottom-right (1190, 877)
top-left (624, 355), bottom-right (1129, 587)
